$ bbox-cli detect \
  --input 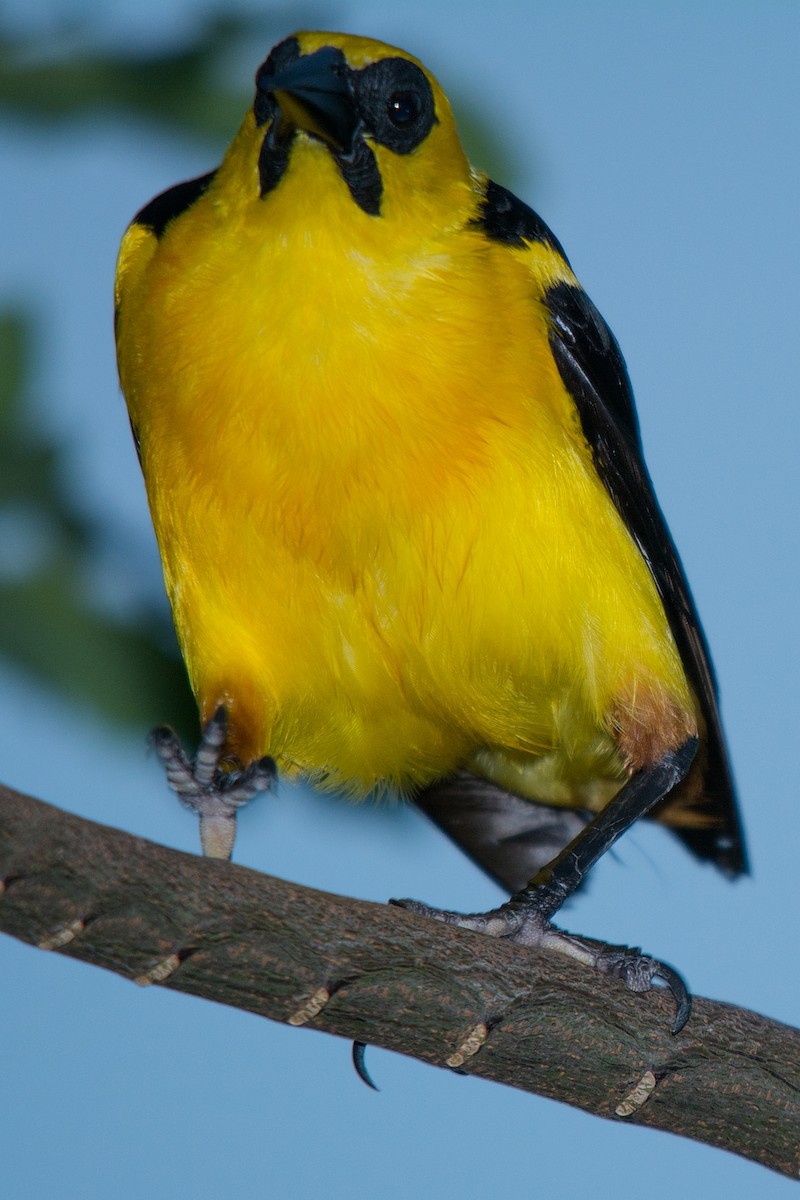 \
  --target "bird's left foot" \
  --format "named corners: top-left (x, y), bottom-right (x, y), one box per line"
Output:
top-left (150, 706), bottom-right (276, 859)
top-left (390, 891), bottom-right (691, 1033)
top-left (390, 746), bottom-right (697, 1035)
